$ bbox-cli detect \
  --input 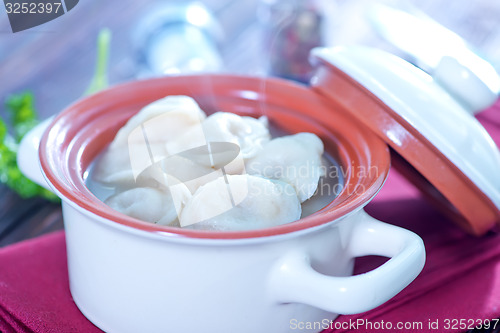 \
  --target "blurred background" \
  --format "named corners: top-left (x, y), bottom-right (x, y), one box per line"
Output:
top-left (1, 0), bottom-right (500, 119)
top-left (0, 0), bottom-right (499, 245)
